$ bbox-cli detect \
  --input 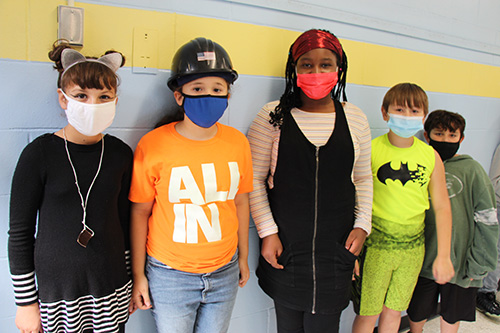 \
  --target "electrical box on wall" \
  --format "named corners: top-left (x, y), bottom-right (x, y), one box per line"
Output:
top-left (133, 28), bottom-right (159, 74)
top-left (58, 5), bottom-right (84, 46)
